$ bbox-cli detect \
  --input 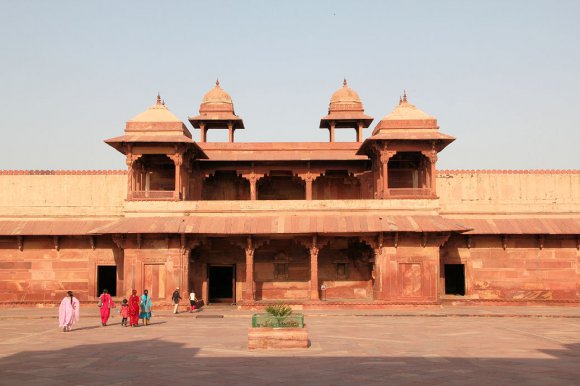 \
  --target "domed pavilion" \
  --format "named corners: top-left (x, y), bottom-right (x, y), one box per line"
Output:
top-left (189, 80), bottom-right (244, 143)
top-left (320, 79), bottom-right (373, 142)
